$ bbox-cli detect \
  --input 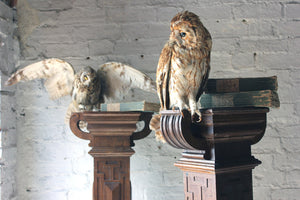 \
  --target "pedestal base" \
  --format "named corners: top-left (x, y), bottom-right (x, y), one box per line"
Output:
top-left (176, 150), bottom-right (259, 200)
top-left (93, 157), bottom-right (132, 200)
top-left (160, 108), bottom-right (269, 200)
top-left (69, 111), bottom-right (153, 200)
top-left (182, 170), bottom-right (254, 200)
